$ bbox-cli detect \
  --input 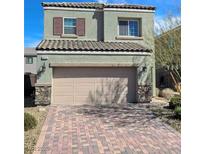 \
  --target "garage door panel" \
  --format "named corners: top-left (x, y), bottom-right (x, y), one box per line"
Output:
top-left (52, 67), bottom-right (136, 105)
top-left (53, 80), bottom-right (73, 84)
top-left (54, 88), bottom-right (74, 94)
top-left (53, 91), bottom-right (74, 96)
top-left (75, 88), bottom-right (94, 94)
top-left (95, 83), bottom-right (128, 95)
top-left (53, 83), bottom-right (73, 87)
top-left (53, 85), bottom-right (74, 89)
top-left (53, 84), bottom-right (73, 88)
top-left (53, 86), bottom-right (74, 92)
top-left (53, 86), bottom-right (74, 90)
top-left (75, 96), bottom-right (90, 101)
top-left (75, 83), bottom-right (95, 86)
top-left (75, 78), bottom-right (95, 82)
